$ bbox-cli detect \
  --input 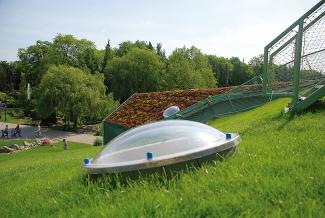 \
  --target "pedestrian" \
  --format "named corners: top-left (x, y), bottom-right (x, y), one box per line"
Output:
top-left (36, 122), bottom-right (41, 138)
top-left (4, 125), bottom-right (9, 138)
top-left (63, 138), bottom-right (68, 150)
top-left (15, 124), bottom-right (21, 137)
